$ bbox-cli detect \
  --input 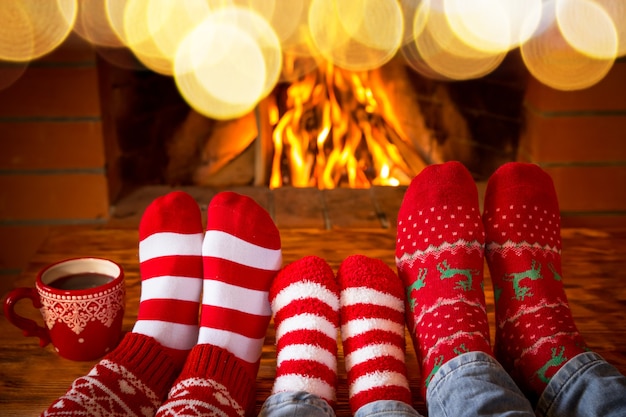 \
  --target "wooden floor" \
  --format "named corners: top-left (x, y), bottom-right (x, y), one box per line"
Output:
top-left (1, 186), bottom-right (625, 416)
